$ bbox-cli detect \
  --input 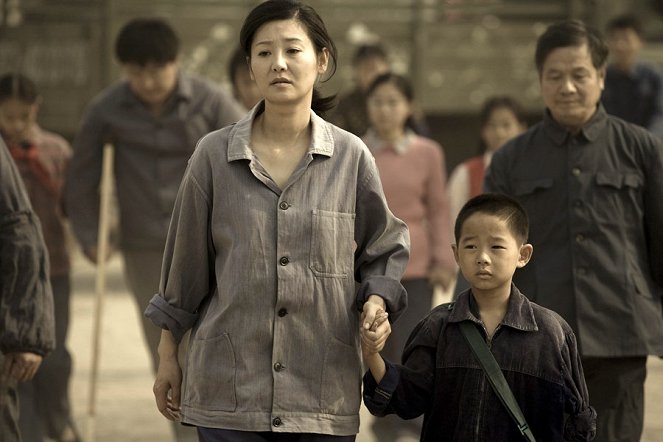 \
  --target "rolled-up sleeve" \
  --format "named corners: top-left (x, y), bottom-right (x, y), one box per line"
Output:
top-left (144, 151), bottom-right (215, 343)
top-left (354, 152), bottom-right (410, 321)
